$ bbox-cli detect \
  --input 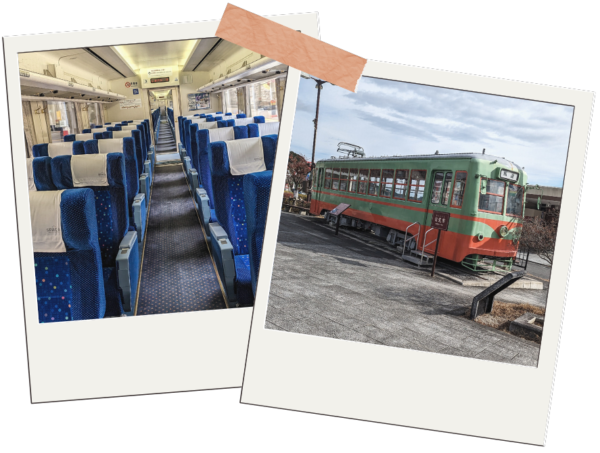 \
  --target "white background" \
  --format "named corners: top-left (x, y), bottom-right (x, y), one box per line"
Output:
top-left (6, 12), bottom-right (316, 406)
top-left (241, 59), bottom-right (591, 446)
